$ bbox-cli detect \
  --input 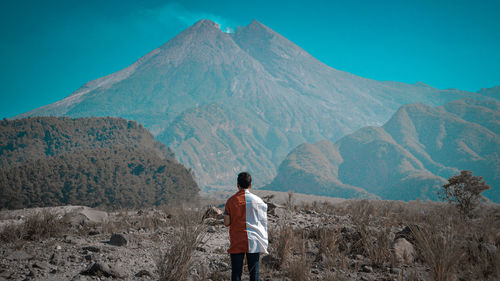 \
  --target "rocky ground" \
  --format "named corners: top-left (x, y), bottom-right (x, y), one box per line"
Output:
top-left (1, 191), bottom-right (499, 281)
